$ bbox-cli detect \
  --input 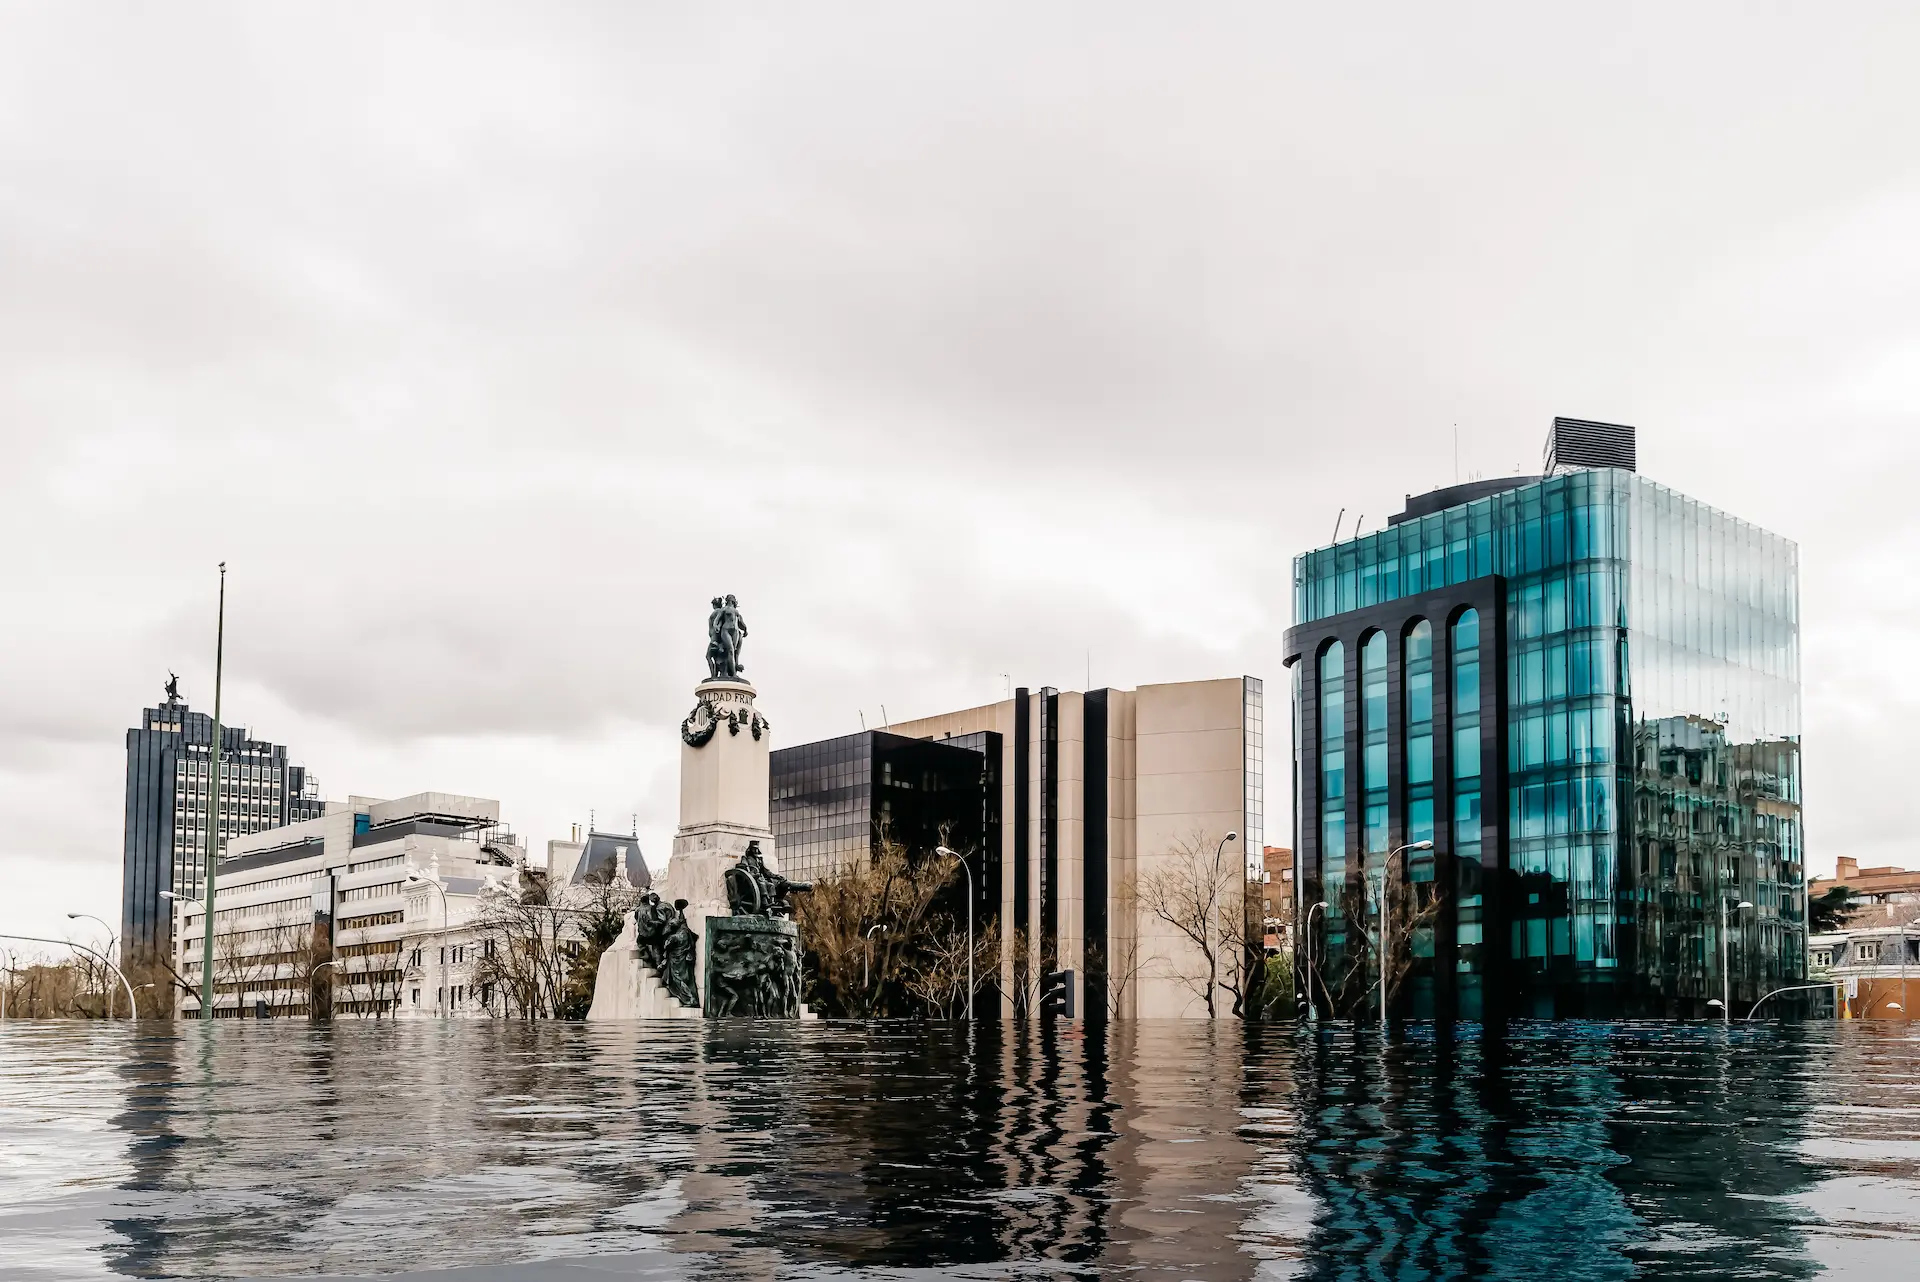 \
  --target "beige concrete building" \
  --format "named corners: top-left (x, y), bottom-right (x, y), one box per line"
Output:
top-left (883, 676), bottom-right (1264, 1019)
